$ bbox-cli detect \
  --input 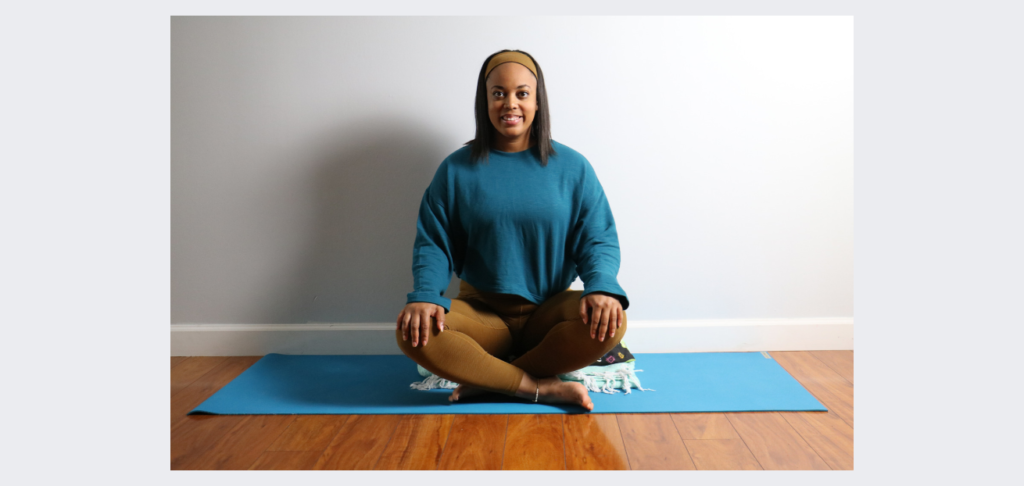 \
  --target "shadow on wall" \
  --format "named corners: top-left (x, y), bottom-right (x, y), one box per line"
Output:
top-left (258, 120), bottom-right (462, 324)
